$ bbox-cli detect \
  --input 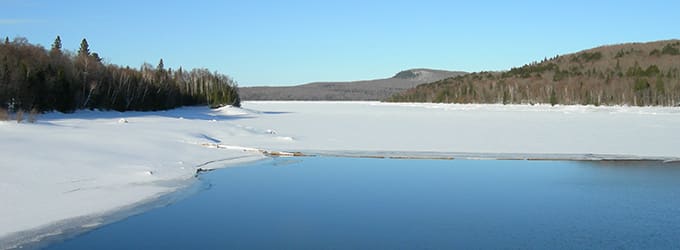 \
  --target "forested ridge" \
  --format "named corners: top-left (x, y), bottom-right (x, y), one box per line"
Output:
top-left (387, 40), bottom-right (680, 106)
top-left (239, 69), bottom-right (466, 101)
top-left (0, 36), bottom-right (240, 114)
